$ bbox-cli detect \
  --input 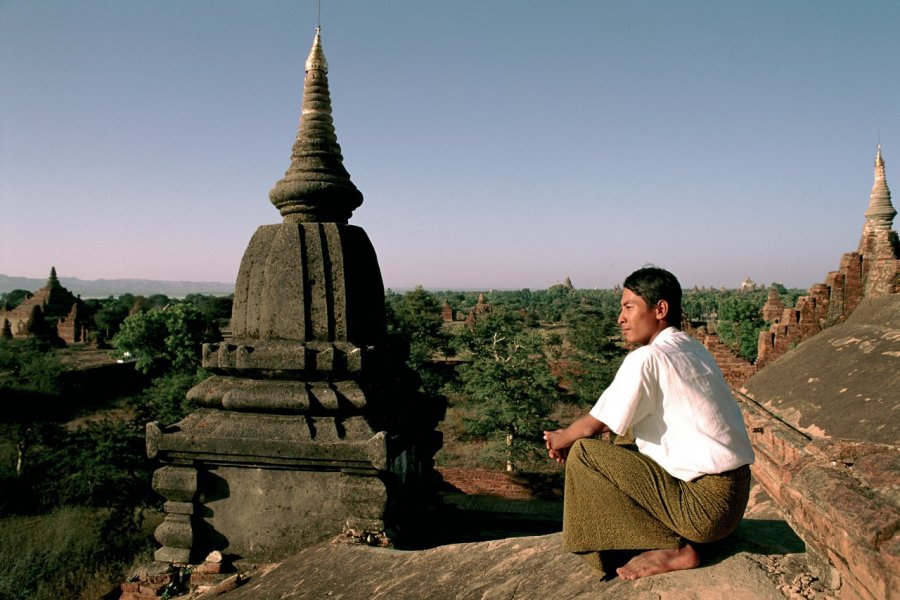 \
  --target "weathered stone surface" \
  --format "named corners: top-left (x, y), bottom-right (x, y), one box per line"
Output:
top-left (229, 223), bottom-right (383, 347)
top-left (150, 409), bottom-right (380, 468)
top-left (744, 294), bottom-right (900, 444)
top-left (213, 532), bottom-right (792, 600)
top-left (761, 287), bottom-right (786, 323)
top-left (154, 514), bottom-right (194, 550)
top-left (194, 466), bottom-right (359, 562)
top-left (152, 466), bottom-right (198, 502)
top-left (699, 332), bottom-right (757, 387)
top-left (127, 474), bottom-right (826, 599)
top-left (201, 341), bottom-right (367, 375)
top-left (777, 447), bottom-right (900, 600)
top-left (735, 149), bottom-right (900, 598)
